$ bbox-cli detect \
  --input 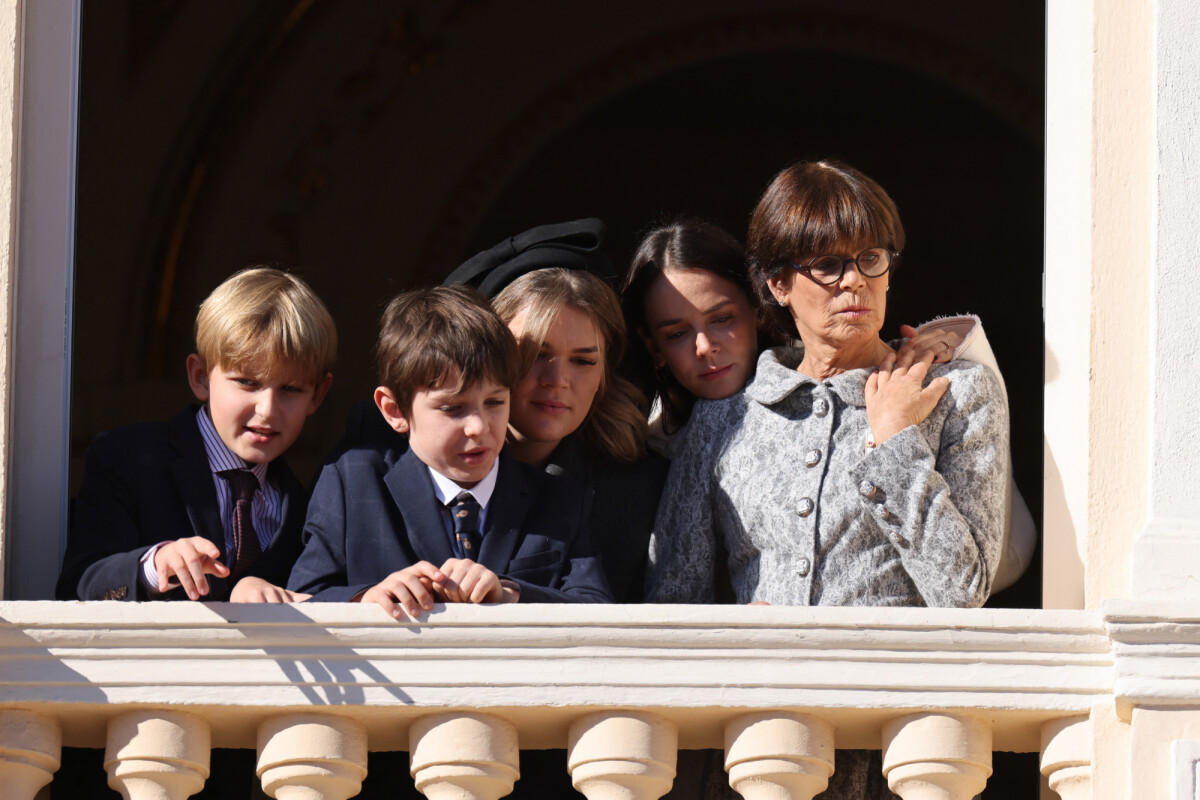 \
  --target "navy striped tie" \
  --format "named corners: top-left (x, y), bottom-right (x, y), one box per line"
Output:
top-left (450, 492), bottom-right (482, 559)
